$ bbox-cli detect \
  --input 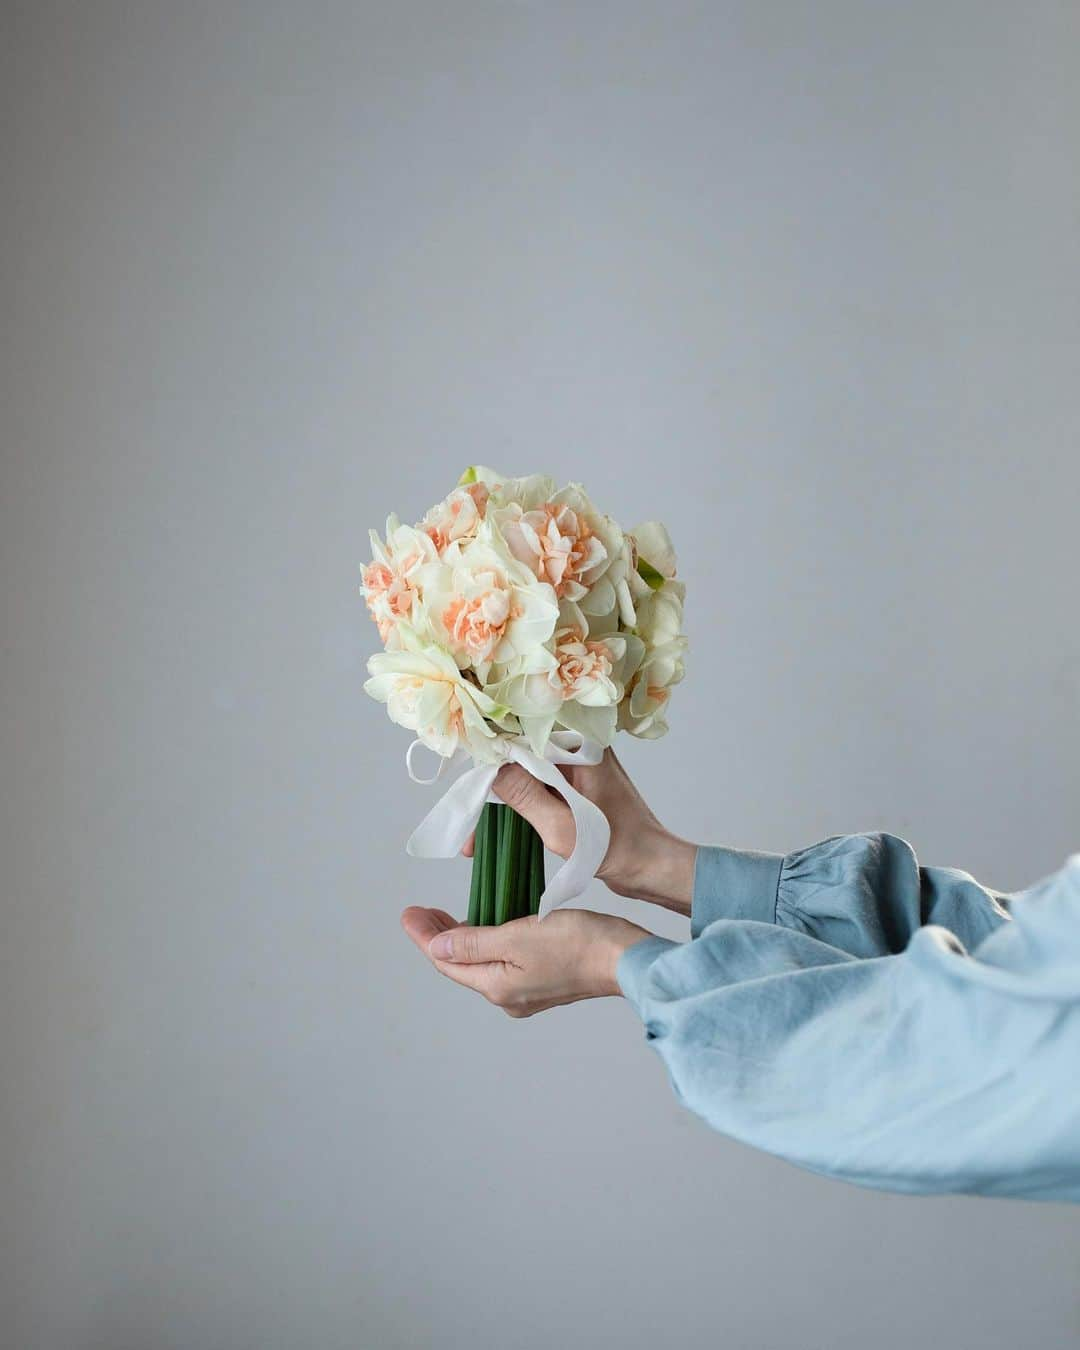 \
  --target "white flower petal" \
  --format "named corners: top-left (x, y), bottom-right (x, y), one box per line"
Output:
top-left (579, 576), bottom-right (615, 616)
top-left (556, 698), bottom-right (617, 747)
